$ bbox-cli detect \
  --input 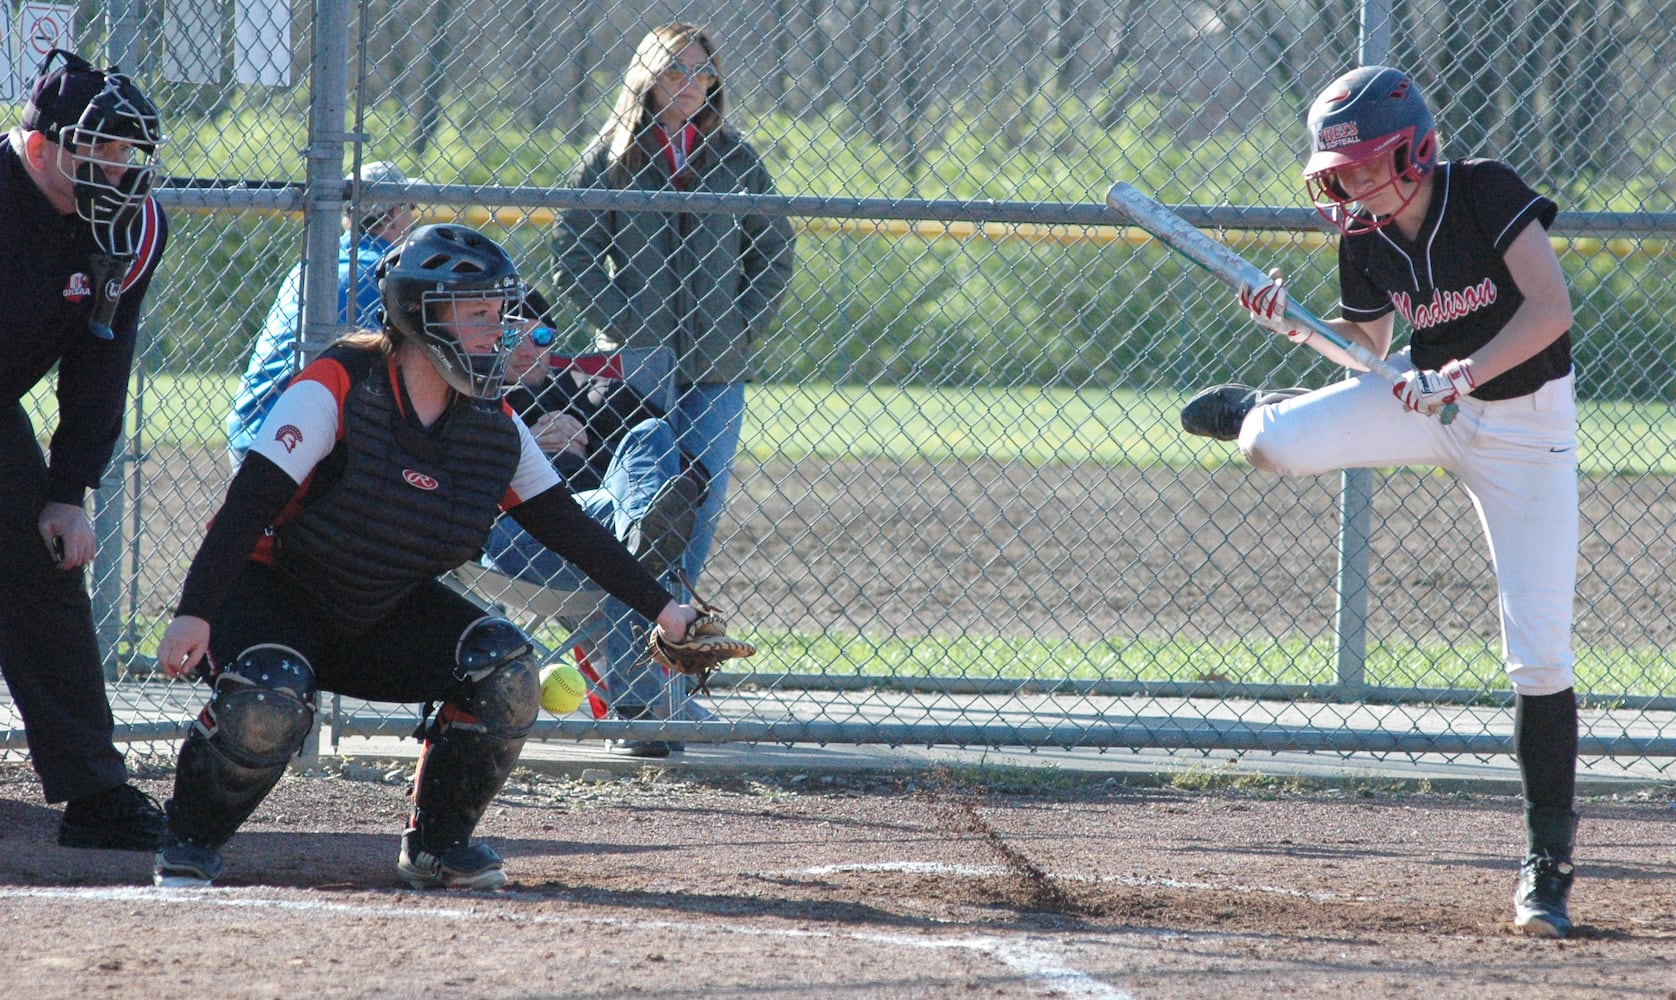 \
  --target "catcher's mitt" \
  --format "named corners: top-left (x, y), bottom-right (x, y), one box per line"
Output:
top-left (647, 593), bottom-right (755, 693)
